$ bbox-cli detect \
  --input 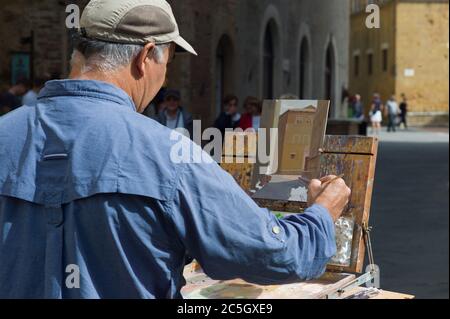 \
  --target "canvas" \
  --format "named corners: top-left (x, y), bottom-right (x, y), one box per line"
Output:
top-left (250, 99), bottom-right (329, 191)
